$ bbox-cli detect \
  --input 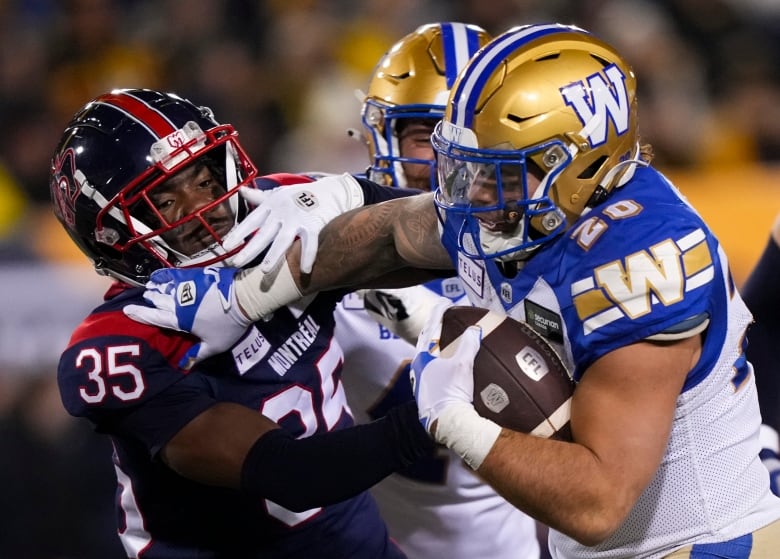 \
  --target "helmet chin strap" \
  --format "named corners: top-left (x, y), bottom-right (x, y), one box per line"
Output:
top-left (598, 142), bottom-right (646, 190)
top-left (477, 220), bottom-right (539, 263)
